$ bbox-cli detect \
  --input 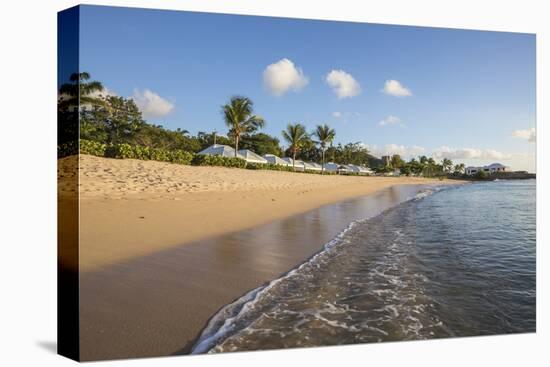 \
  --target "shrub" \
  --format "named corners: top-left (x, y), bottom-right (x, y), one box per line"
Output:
top-left (80, 139), bottom-right (106, 157)
top-left (105, 143), bottom-right (135, 159)
top-left (475, 169), bottom-right (489, 179)
top-left (191, 154), bottom-right (247, 168)
top-left (58, 139), bottom-right (107, 158)
top-left (266, 164), bottom-right (296, 172)
top-left (245, 162), bottom-right (269, 170)
top-left (168, 150), bottom-right (194, 165)
top-left (57, 141), bottom-right (78, 158)
top-left (149, 147), bottom-right (170, 162)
